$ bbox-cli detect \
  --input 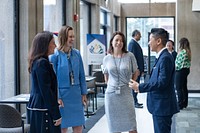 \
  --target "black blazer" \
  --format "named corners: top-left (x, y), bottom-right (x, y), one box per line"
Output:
top-left (172, 51), bottom-right (177, 61)
top-left (28, 57), bottom-right (61, 121)
top-left (128, 39), bottom-right (144, 73)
